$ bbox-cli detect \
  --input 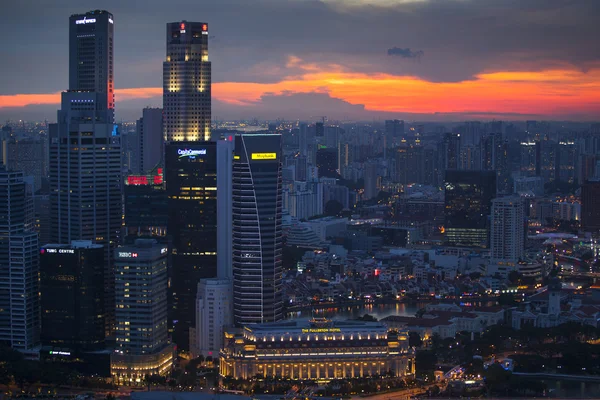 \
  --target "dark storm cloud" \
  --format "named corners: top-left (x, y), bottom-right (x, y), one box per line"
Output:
top-left (1, 0), bottom-right (599, 92)
top-left (387, 47), bottom-right (424, 59)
